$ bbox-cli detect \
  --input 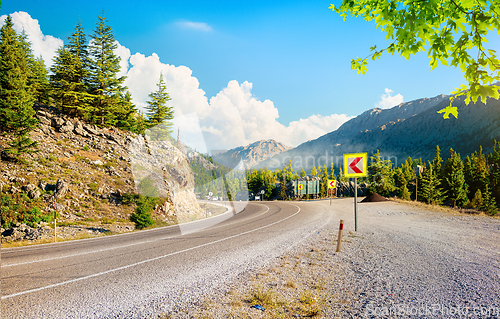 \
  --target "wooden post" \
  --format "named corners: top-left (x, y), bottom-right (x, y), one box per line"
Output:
top-left (54, 197), bottom-right (57, 243)
top-left (336, 220), bottom-right (344, 252)
top-left (415, 177), bottom-right (418, 202)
